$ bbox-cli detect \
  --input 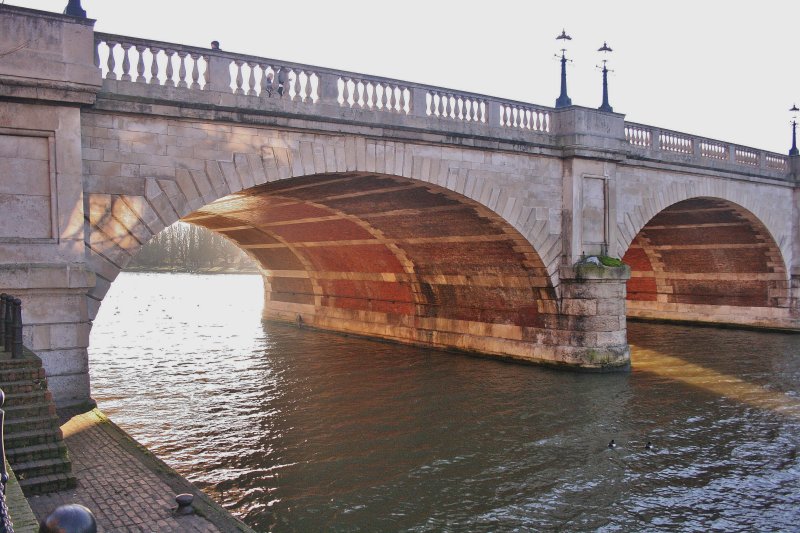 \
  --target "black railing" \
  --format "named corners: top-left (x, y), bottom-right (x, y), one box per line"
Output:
top-left (0, 388), bottom-right (13, 533)
top-left (0, 295), bottom-right (22, 359)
